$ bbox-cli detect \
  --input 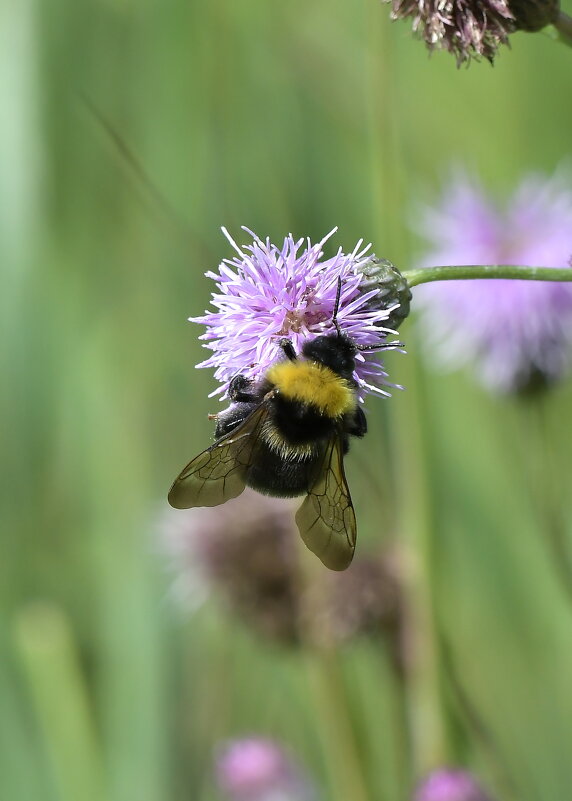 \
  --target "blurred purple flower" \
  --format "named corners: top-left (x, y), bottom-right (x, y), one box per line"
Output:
top-left (216, 737), bottom-right (316, 801)
top-left (161, 489), bottom-right (298, 629)
top-left (414, 768), bottom-right (493, 801)
top-left (191, 228), bottom-right (403, 401)
top-left (302, 550), bottom-right (404, 662)
top-left (414, 170), bottom-right (572, 394)
top-left (160, 490), bottom-right (403, 651)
